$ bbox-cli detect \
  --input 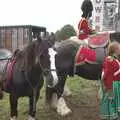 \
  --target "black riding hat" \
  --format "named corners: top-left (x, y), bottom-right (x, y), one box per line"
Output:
top-left (81, 0), bottom-right (93, 18)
